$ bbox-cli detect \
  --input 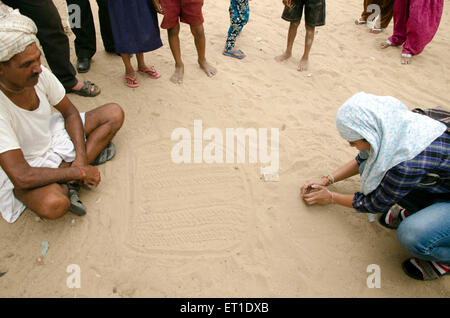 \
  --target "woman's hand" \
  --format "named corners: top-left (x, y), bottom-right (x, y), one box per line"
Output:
top-left (152, 0), bottom-right (164, 14)
top-left (302, 185), bottom-right (333, 205)
top-left (300, 176), bottom-right (329, 196)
